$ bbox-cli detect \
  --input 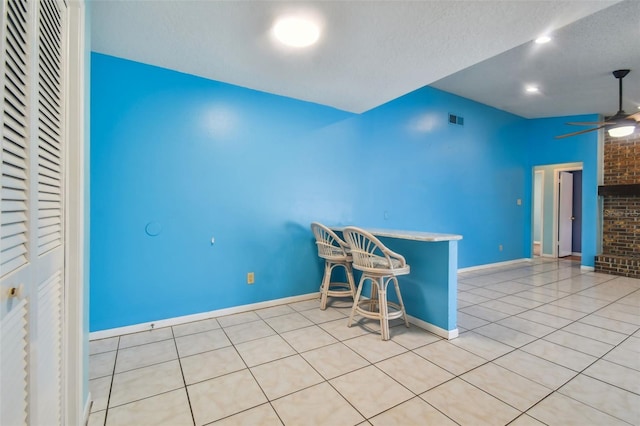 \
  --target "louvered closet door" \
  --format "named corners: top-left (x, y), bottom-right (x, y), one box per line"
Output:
top-left (1, 0), bottom-right (32, 424)
top-left (34, 1), bottom-right (65, 422)
top-left (1, 0), bottom-right (67, 425)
